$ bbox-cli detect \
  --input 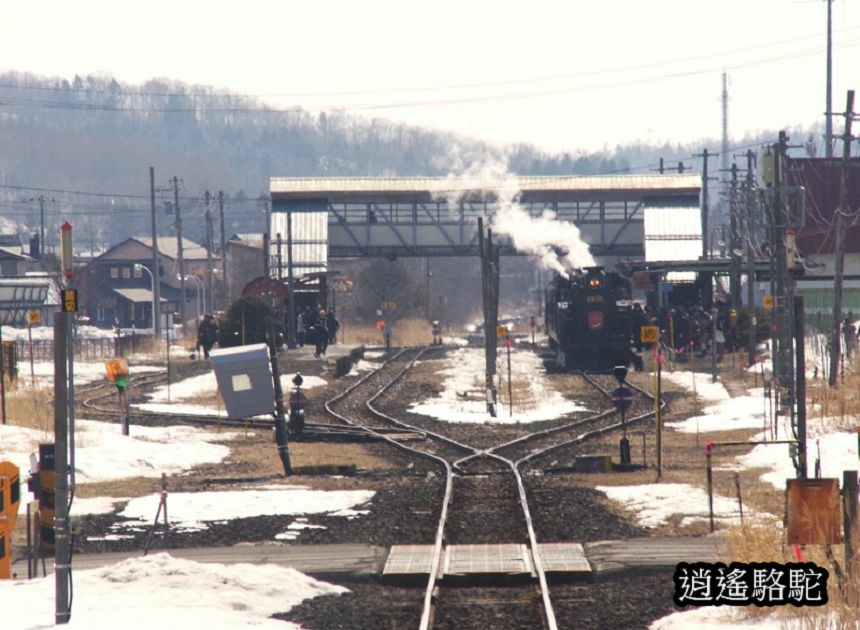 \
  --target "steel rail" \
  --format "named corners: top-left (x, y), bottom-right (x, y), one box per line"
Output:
top-left (361, 351), bottom-right (559, 630)
top-left (513, 373), bottom-right (666, 466)
top-left (452, 448), bottom-right (559, 630)
top-left (322, 347), bottom-right (461, 630)
top-left (325, 349), bottom-right (666, 630)
top-left (362, 350), bottom-right (485, 630)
